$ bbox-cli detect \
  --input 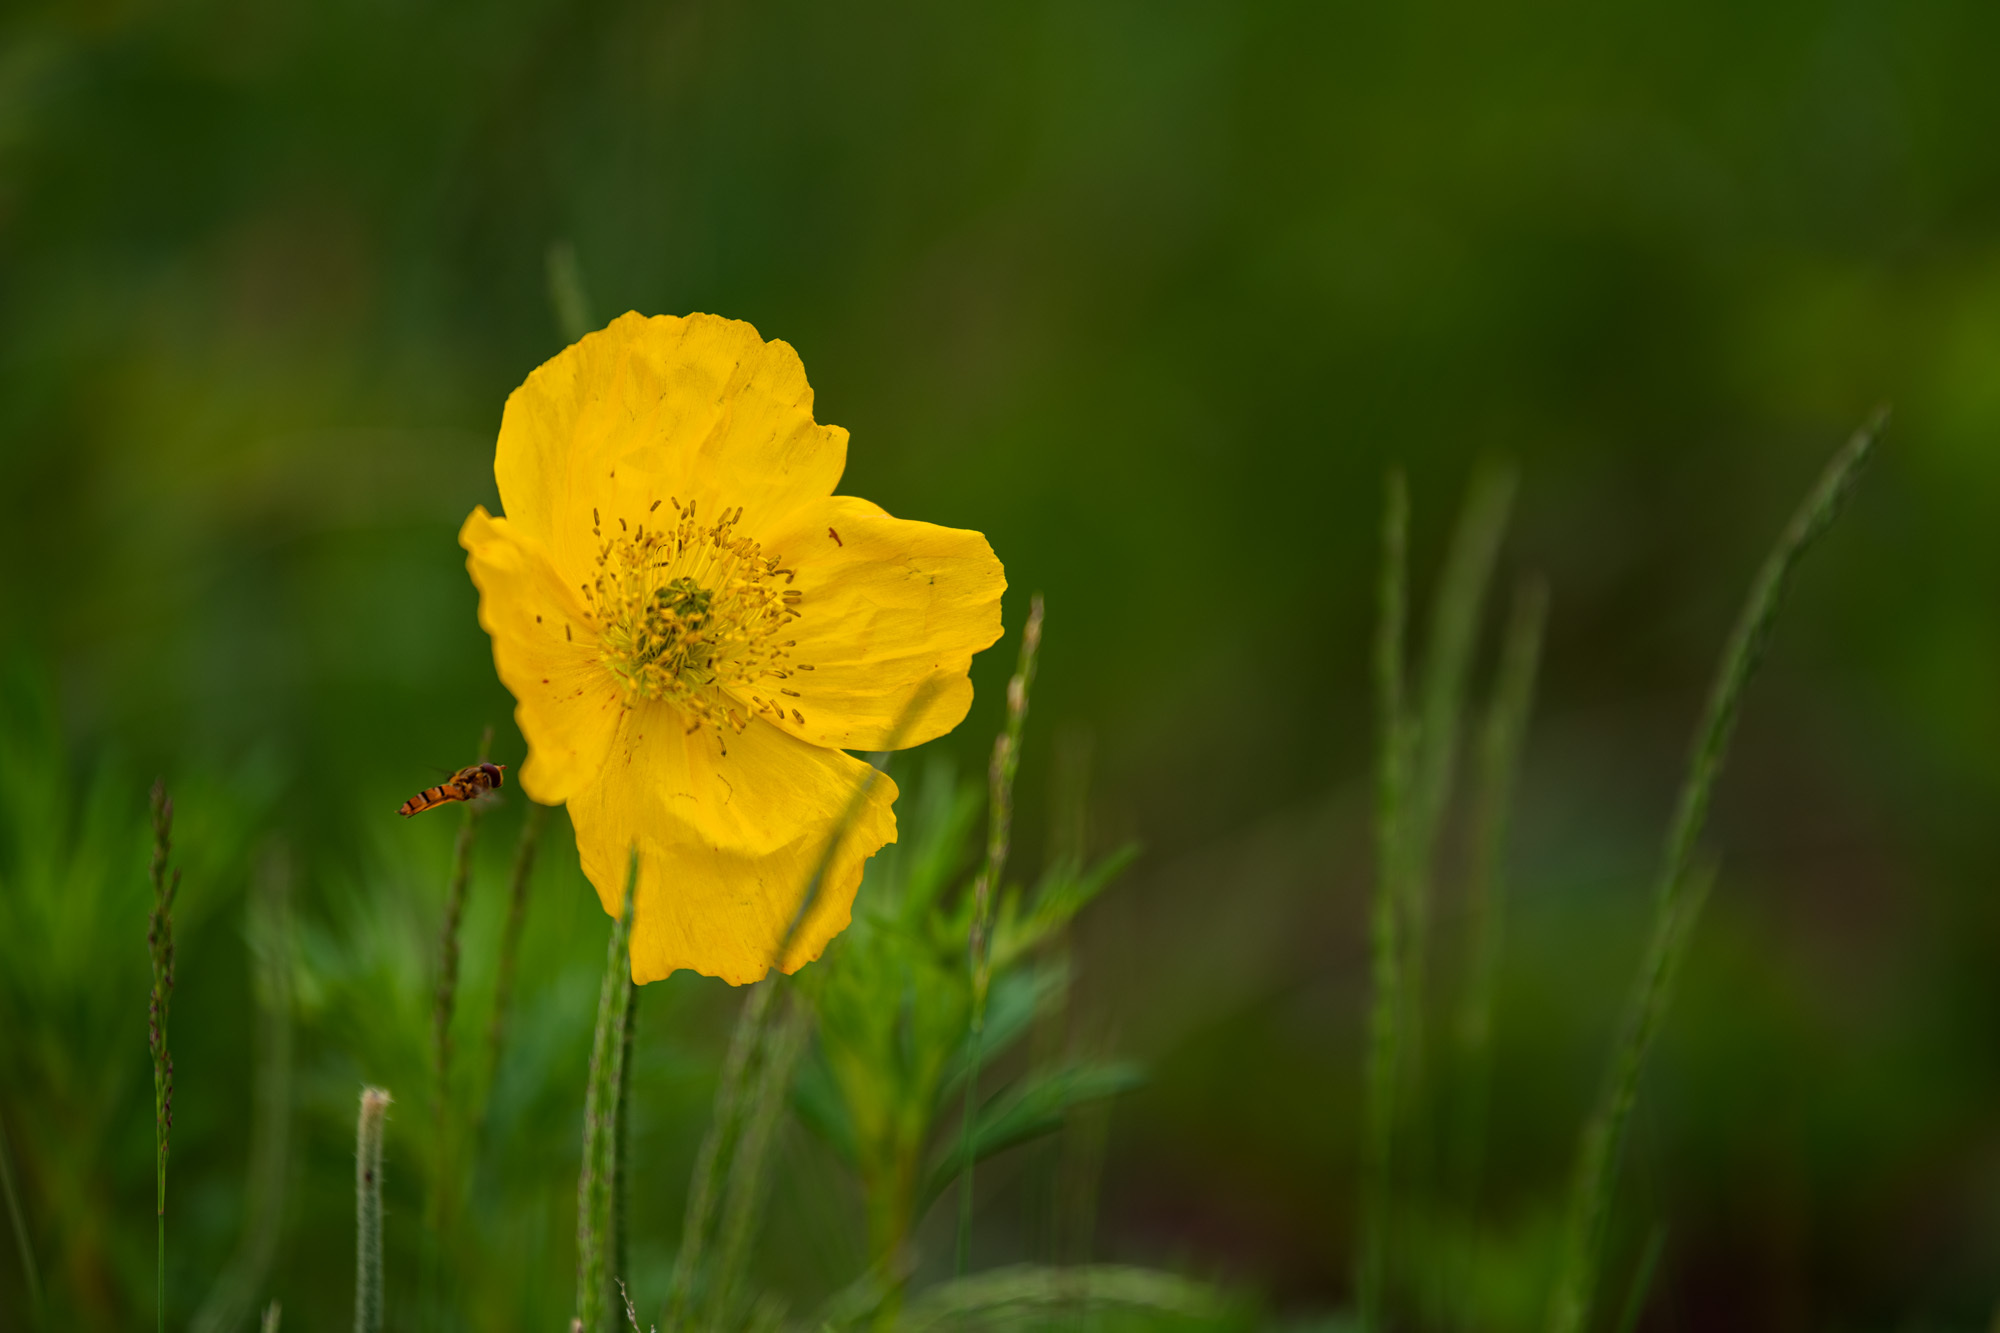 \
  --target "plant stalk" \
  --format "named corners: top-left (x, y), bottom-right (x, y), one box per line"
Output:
top-left (577, 850), bottom-right (639, 1333)
top-left (148, 779), bottom-right (180, 1333)
top-left (1359, 472), bottom-right (1409, 1331)
top-left (355, 1088), bottom-right (391, 1333)
top-left (1546, 413), bottom-right (1881, 1333)
top-left (958, 593), bottom-right (1044, 1276)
